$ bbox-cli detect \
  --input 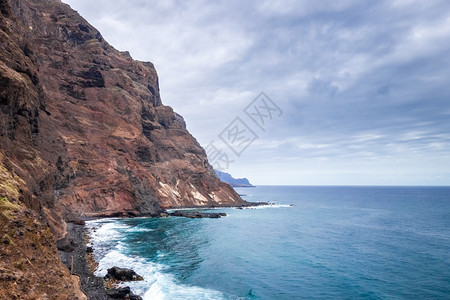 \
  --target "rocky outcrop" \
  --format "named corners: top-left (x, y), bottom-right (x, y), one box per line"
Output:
top-left (0, 0), bottom-right (246, 298)
top-left (106, 287), bottom-right (142, 300)
top-left (105, 267), bottom-right (143, 282)
top-left (56, 233), bottom-right (75, 252)
top-left (169, 210), bottom-right (227, 218)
